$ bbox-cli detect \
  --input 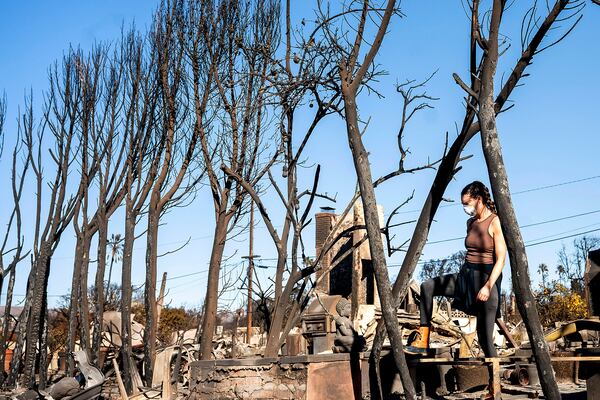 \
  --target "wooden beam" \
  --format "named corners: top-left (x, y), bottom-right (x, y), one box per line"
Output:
top-left (495, 318), bottom-right (518, 348)
top-left (406, 356), bottom-right (600, 365)
top-left (113, 358), bottom-right (129, 400)
top-left (491, 358), bottom-right (501, 400)
top-left (162, 350), bottom-right (172, 400)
